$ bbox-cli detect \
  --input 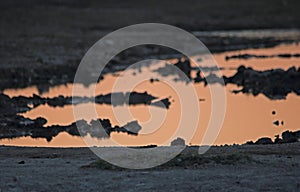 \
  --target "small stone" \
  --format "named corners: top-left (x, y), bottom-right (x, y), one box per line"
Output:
top-left (171, 137), bottom-right (186, 146)
top-left (18, 160), bottom-right (25, 164)
top-left (255, 137), bottom-right (273, 145)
